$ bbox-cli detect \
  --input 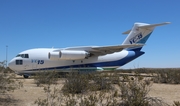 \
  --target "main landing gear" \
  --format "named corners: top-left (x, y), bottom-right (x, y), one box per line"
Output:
top-left (23, 75), bottom-right (29, 78)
